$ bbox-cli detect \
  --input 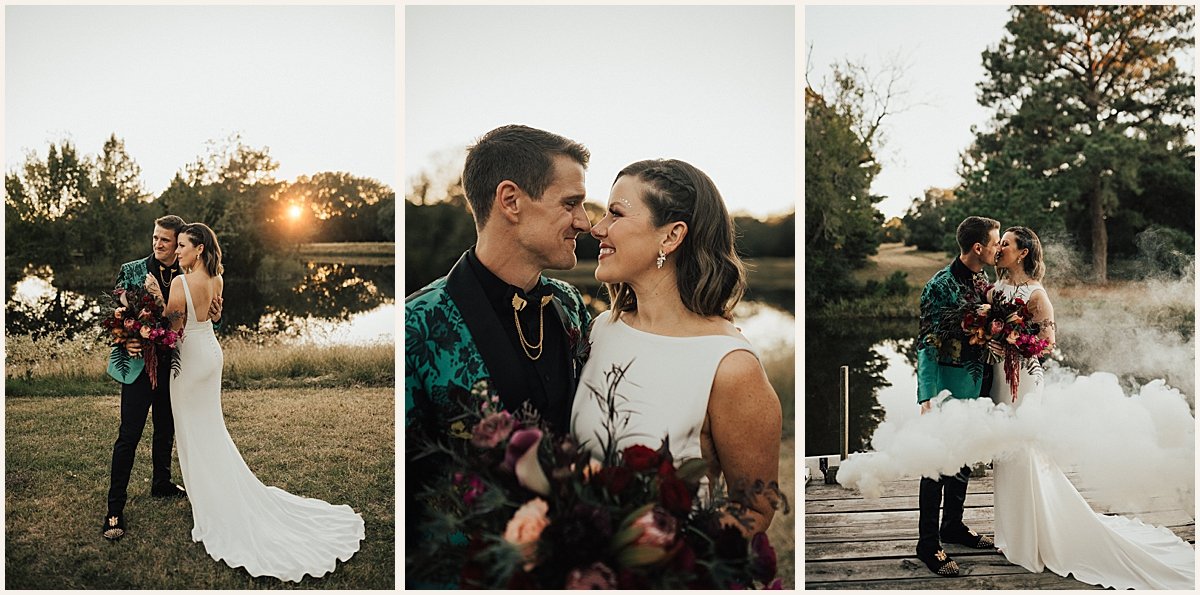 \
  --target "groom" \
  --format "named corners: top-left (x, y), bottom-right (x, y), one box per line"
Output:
top-left (913, 215), bottom-right (1000, 576)
top-left (103, 215), bottom-right (222, 541)
top-left (404, 124), bottom-right (593, 432)
top-left (404, 125), bottom-right (593, 559)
